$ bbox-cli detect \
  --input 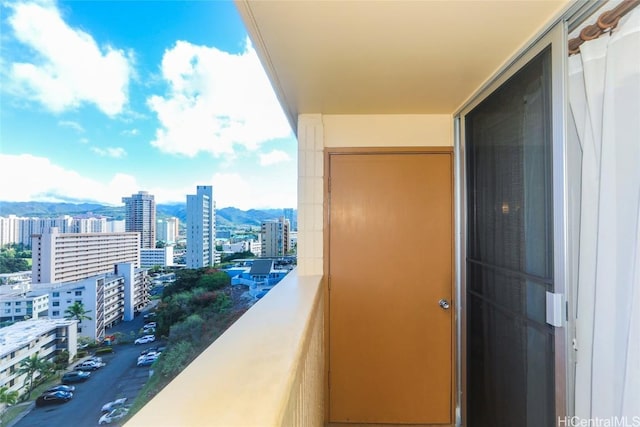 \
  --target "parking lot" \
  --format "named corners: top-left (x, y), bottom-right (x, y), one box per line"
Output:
top-left (12, 306), bottom-right (161, 427)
